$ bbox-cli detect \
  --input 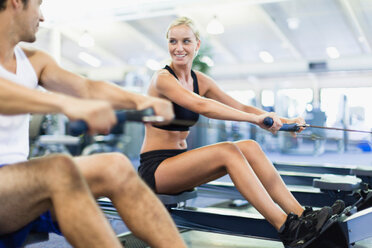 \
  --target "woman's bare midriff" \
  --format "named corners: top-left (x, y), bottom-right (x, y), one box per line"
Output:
top-left (141, 125), bottom-right (189, 153)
